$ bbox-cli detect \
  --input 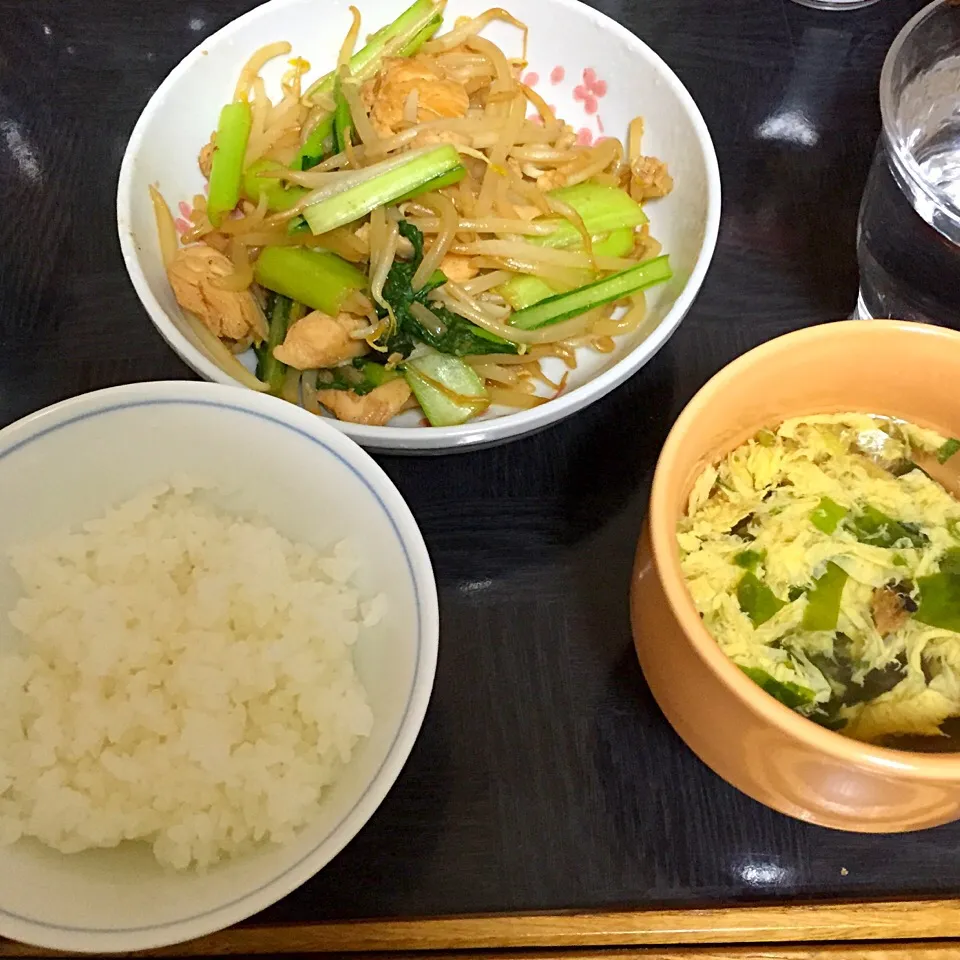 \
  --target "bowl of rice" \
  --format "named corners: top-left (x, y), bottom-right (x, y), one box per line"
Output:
top-left (0, 381), bottom-right (438, 953)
